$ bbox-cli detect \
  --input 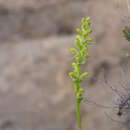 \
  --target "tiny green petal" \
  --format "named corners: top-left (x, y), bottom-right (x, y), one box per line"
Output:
top-left (76, 28), bottom-right (82, 35)
top-left (80, 72), bottom-right (88, 79)
top-left (87, 38), bottom-right (93, 43)
top-left (79, 88), bottom-right (84, 94)
top-left (86, 17), bottom-right (91, 25)
top-left (86, 28), bottom-right (92, 35)
top-left (71, 48), bottom-right (77, 54)
top-left (86, 53), bottom-right (90, 59)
